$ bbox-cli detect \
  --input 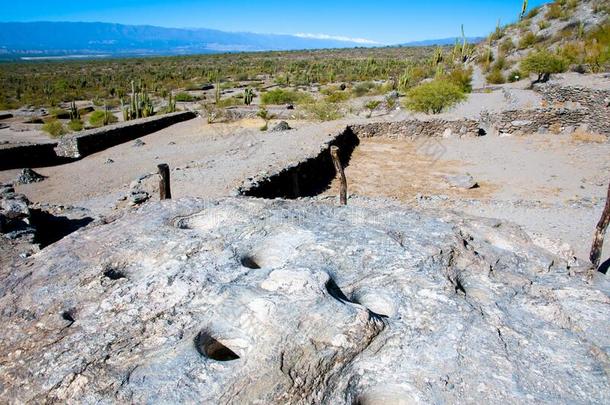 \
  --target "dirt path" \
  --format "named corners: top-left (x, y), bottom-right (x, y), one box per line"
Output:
top-left (326, 134), bottom-right (610, 260)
